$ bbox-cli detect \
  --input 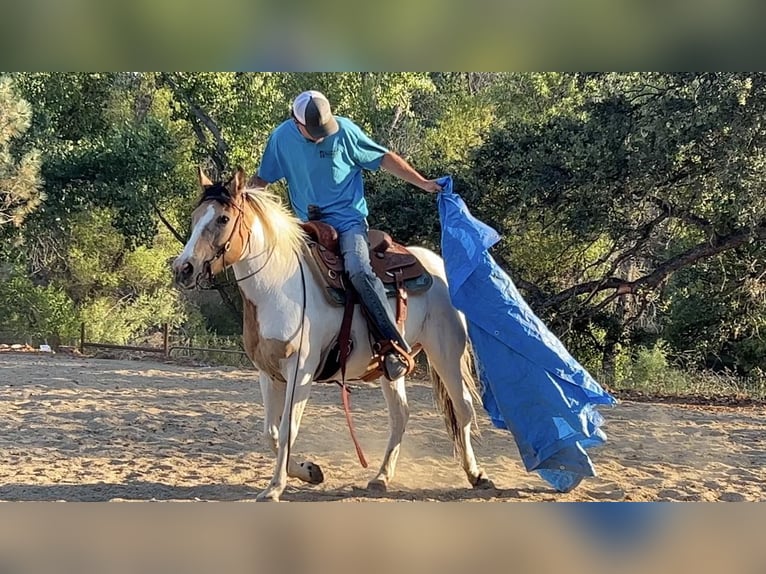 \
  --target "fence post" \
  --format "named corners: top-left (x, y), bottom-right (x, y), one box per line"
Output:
top-left (163, 323), bottom-right (170, 356)
top-left (79, 323), bottom-right (85, 355)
